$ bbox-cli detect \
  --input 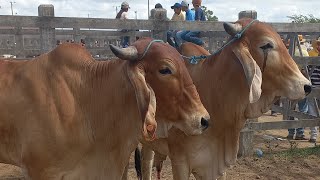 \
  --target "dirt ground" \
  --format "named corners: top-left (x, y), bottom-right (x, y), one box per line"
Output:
top-left (1, 112), bottom-right (320, 180)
